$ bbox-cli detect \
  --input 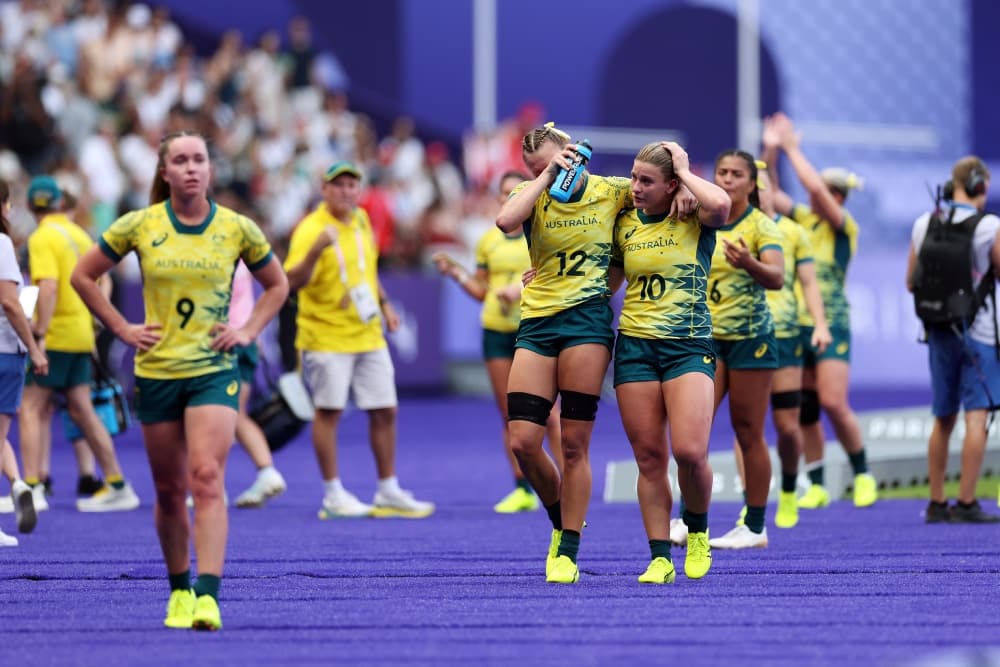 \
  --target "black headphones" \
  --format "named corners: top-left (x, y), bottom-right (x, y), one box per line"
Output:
top-left (964, 166), bottom-right (986, 197)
